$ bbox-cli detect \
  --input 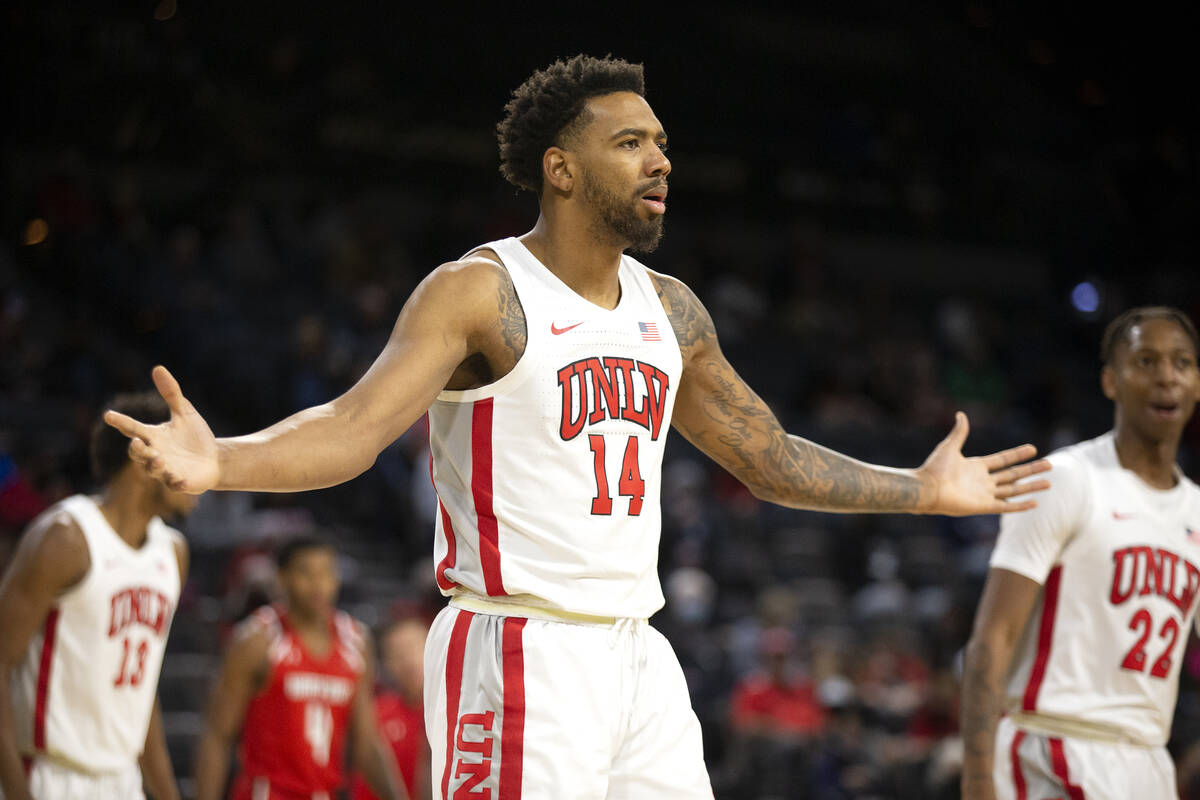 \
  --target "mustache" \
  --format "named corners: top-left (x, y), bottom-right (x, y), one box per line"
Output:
top-left (635, 180), bottom-right (668, 198)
